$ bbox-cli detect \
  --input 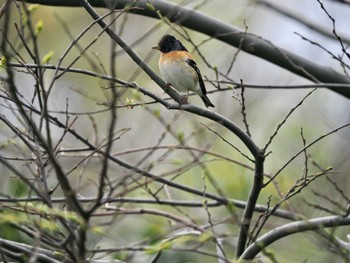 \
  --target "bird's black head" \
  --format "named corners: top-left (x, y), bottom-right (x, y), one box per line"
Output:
top-left (153, 34), bottom-right (188, 53)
